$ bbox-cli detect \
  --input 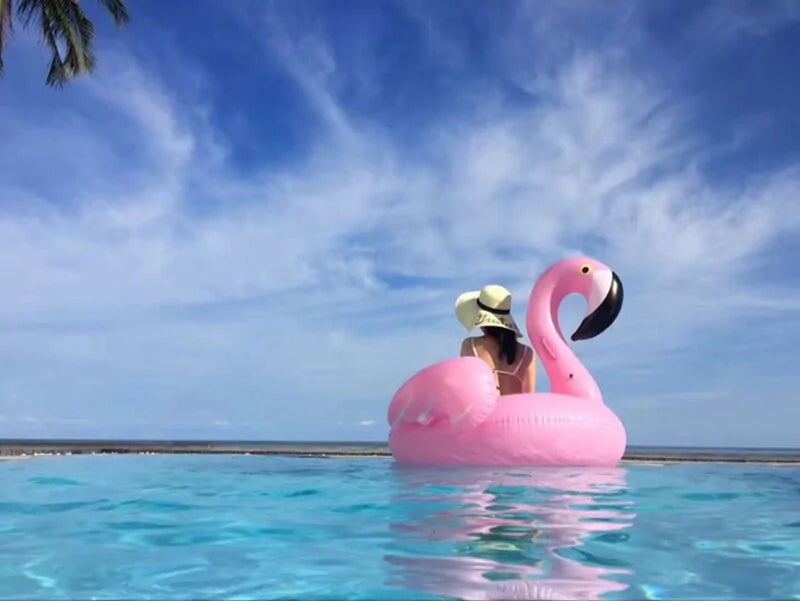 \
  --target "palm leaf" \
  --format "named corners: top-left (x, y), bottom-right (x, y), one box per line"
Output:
top-left (0, 0), bottom-right (13, 76)
top-left (97, 0), bottom-right (127, 26)
top-left (8, 0), bottom-right (128, 86)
